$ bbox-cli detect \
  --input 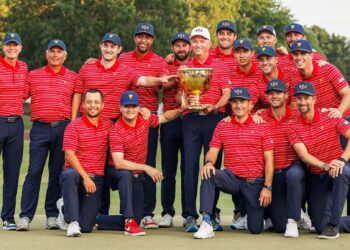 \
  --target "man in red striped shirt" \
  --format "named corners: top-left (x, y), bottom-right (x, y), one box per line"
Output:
top-left (180, 26), bottom-right (231, 232)
top-left (118, 23), bottom-right (169, 228)
top-left (289, 82), bottom-right (350, 239)
top-left (0, 32), bottom-right (27, 230)
top-left (58, 89), bottom-right (112, 237)
top-left (194, 87), bottom-right (274, 239)
top-left (210, 20), bottom-right (237, 71)
top-left (159, 32), bottom-right (191, 227)
top-left (259, 80), bottom-right (304, 238)
top-left (95, 90), bottom-right (184, 235)
top-left (17, 40), bottom-right (78, 231)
